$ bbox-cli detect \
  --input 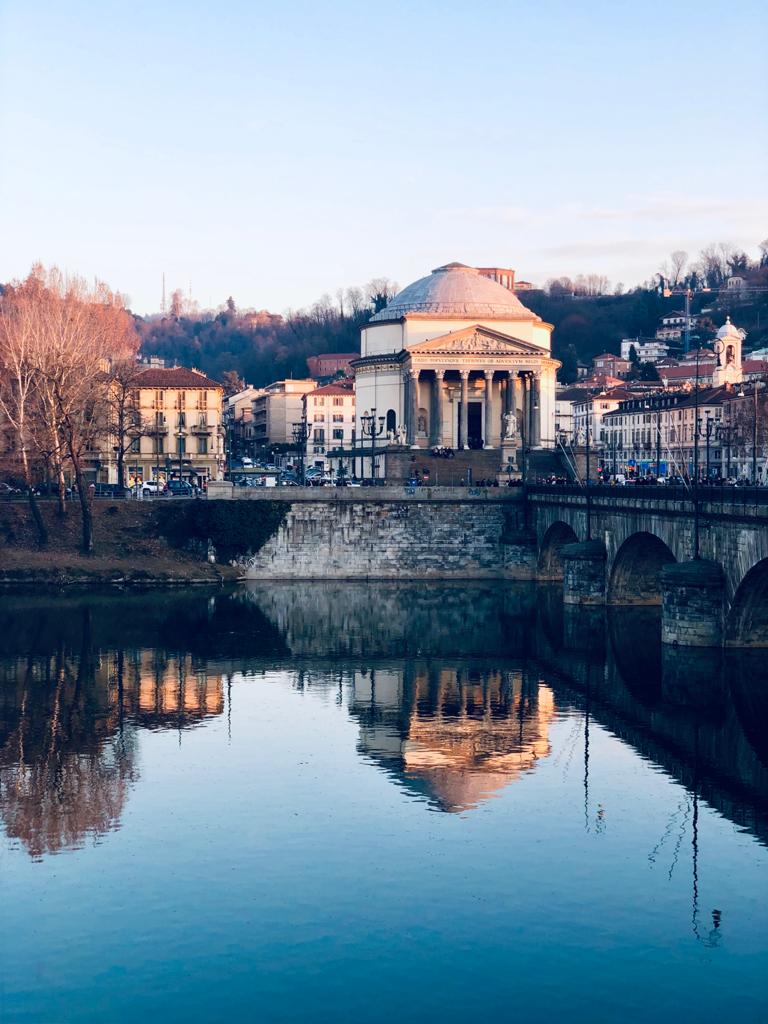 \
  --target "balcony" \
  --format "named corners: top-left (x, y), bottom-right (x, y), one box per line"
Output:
top-left (147, 421), bottom-right (168, 436)
top-left (191, 420), bottom-right (213, 435)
